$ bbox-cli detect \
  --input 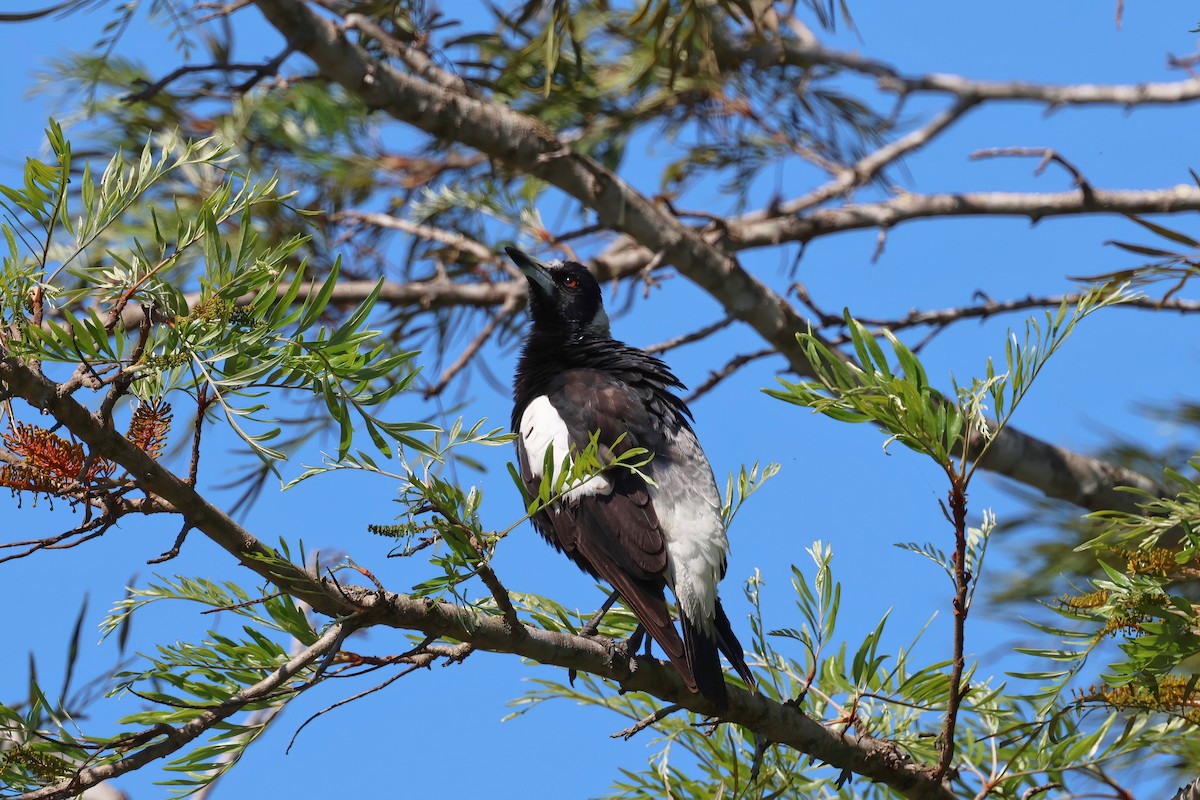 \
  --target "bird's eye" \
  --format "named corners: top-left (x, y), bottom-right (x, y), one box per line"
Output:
top-left (562, 275), bottom-right (579, 289)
